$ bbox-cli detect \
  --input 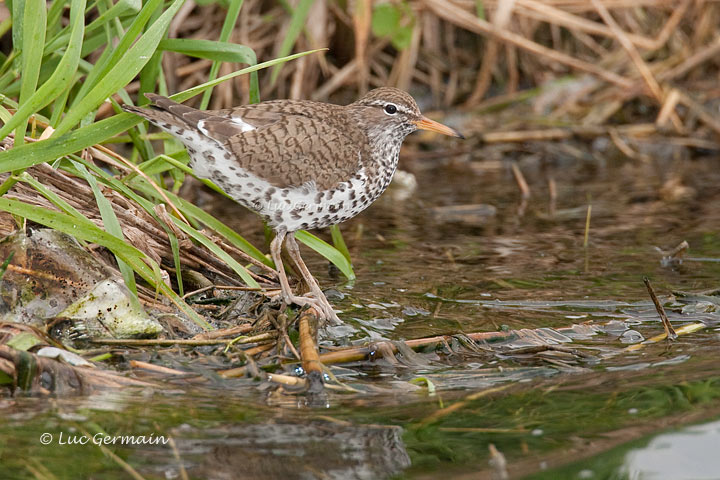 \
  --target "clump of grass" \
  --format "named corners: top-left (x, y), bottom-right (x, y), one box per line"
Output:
top-left (0, 0), bottom-right (353, 329)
